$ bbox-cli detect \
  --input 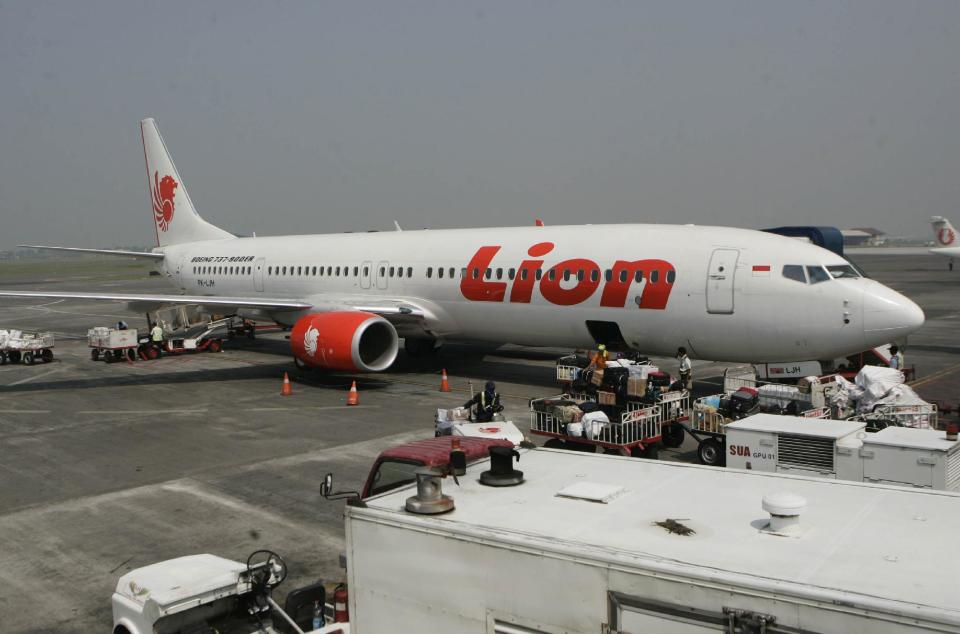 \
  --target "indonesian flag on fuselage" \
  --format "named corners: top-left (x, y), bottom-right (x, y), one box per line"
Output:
top-left (752, 264), bottom-right (771, 277)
